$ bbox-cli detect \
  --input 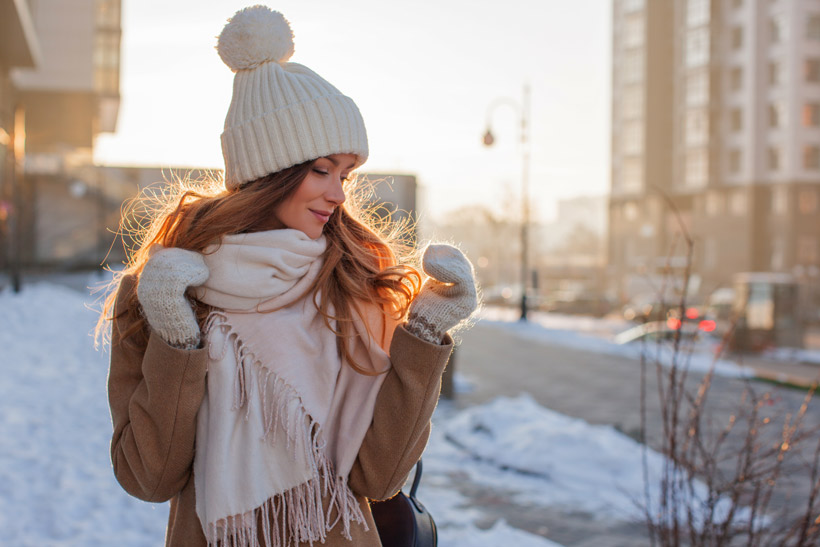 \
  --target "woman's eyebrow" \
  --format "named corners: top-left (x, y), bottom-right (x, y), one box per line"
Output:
top-left (325, 156), bottom-right (356, 170)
